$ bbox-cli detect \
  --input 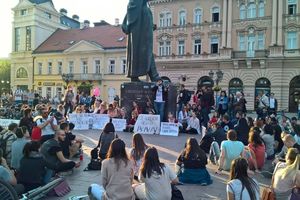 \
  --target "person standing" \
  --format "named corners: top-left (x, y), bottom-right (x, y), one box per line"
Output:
top-left (63, 86), bottom-right (74, 117)
top-left (152, 79), bottom-right (168, 122)
top-left (268, 93), bottom-right (278, 116)
top-left (178, 84), bottom-right (191, 114)
top-left (256, 91), bottom-right (269, 119)
top-left (216, 91), bottom-right (228, 116)
top-left (122, 0), bottom-right (160, 82)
